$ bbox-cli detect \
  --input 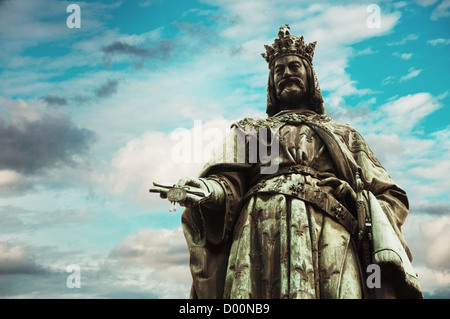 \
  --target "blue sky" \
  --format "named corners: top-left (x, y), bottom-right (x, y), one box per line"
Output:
top-left (0, 0), bottom-right (449, 299)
